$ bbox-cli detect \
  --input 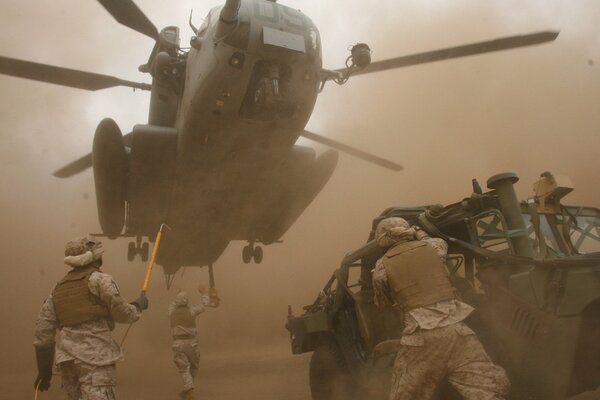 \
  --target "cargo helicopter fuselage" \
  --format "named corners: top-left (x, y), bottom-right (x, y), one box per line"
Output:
top-left (0, 0), bottom-right (558, 281)
top-left (118, 0), bottom-right (334, 271)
